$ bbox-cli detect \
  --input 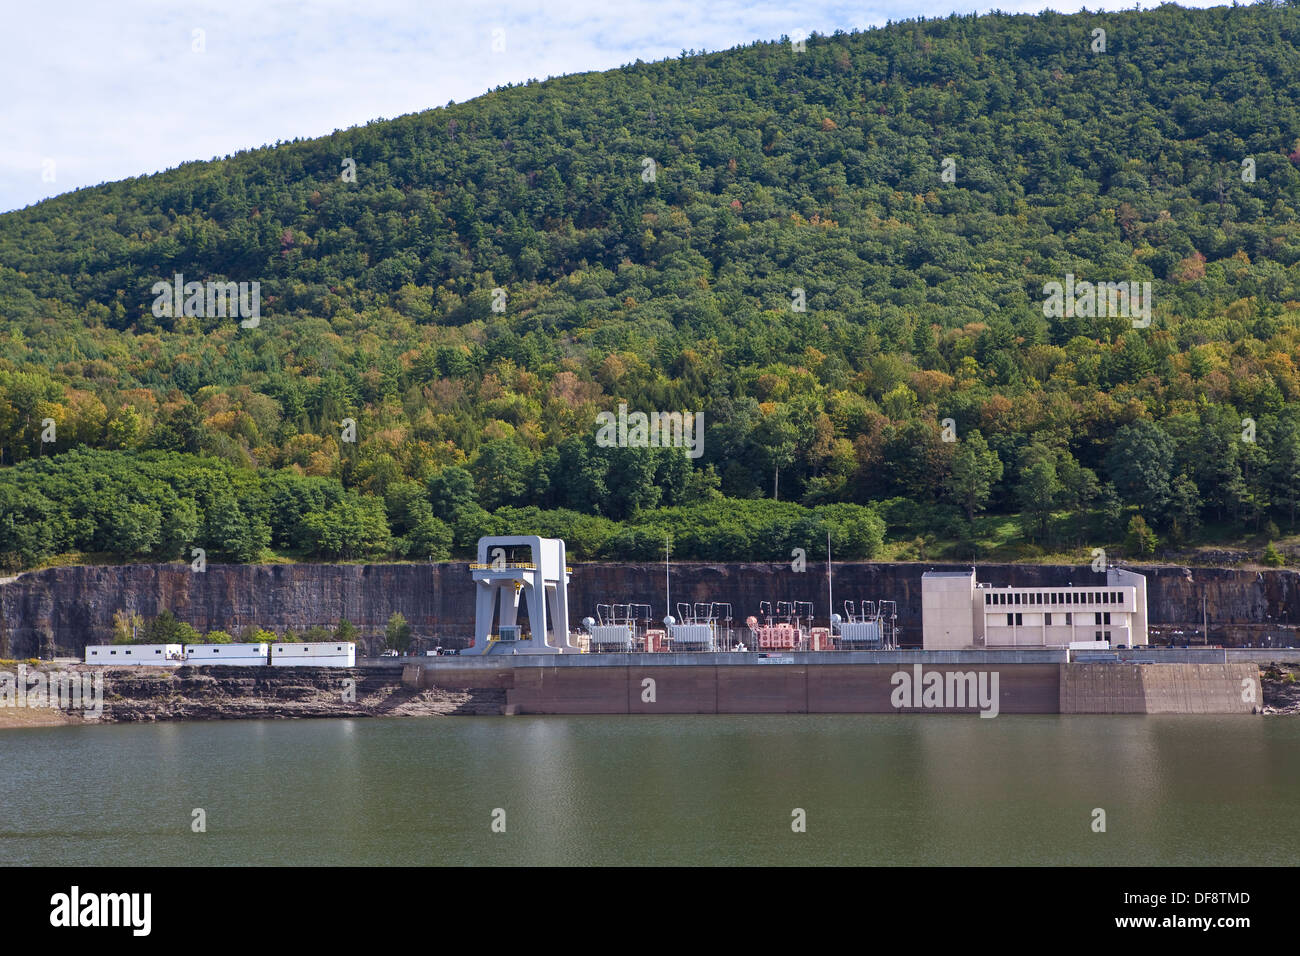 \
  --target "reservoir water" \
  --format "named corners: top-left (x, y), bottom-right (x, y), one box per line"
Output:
top-left (1, 715), bottom-right (1296, 866)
